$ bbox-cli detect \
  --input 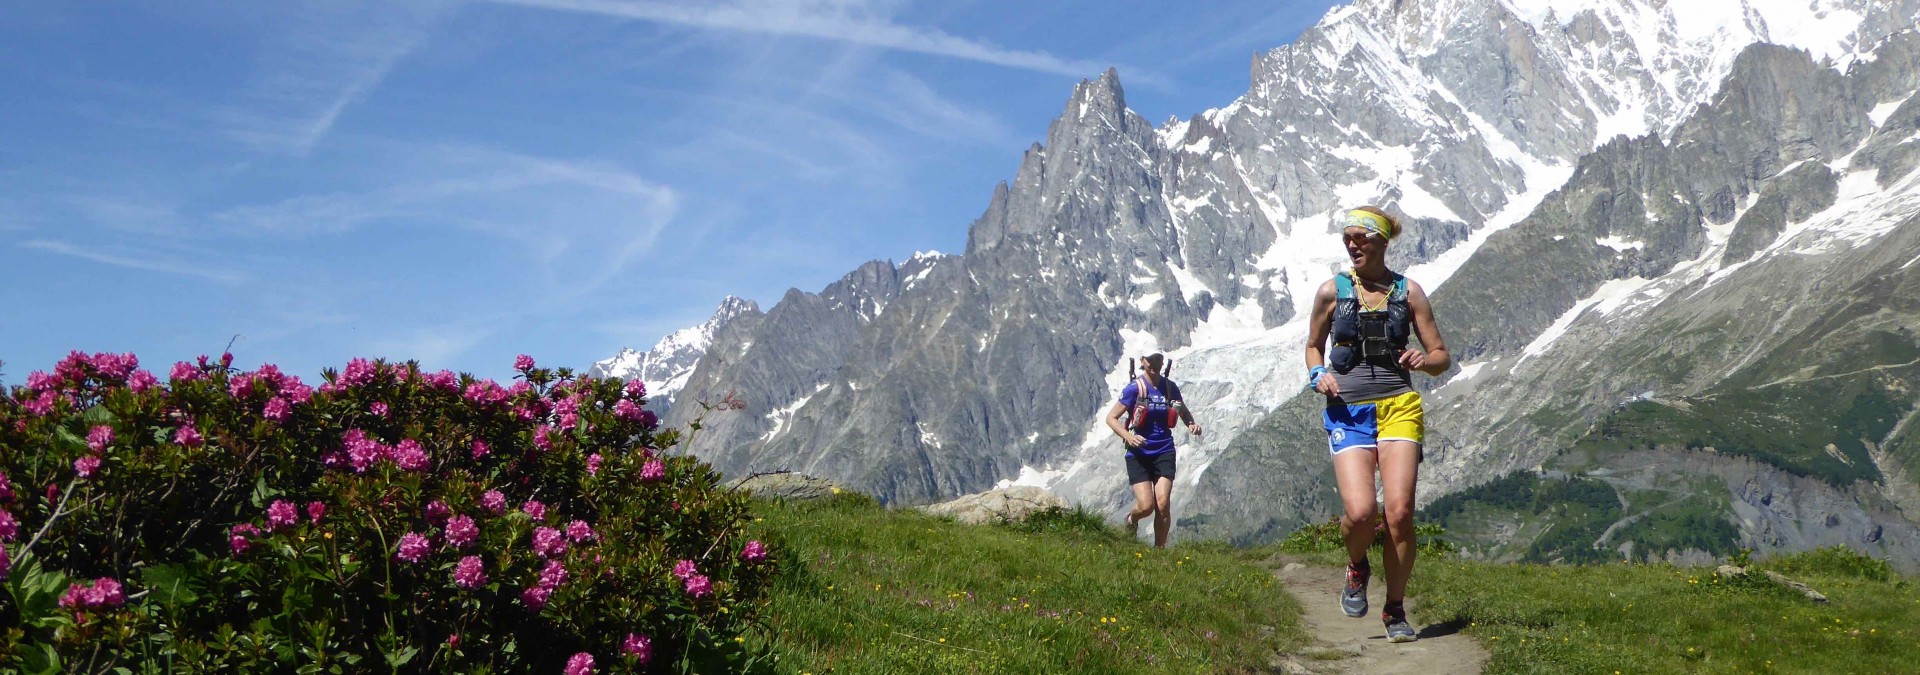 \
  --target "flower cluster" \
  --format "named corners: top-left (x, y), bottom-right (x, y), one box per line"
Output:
top-left (0, 351), bottom-right (770, 671)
